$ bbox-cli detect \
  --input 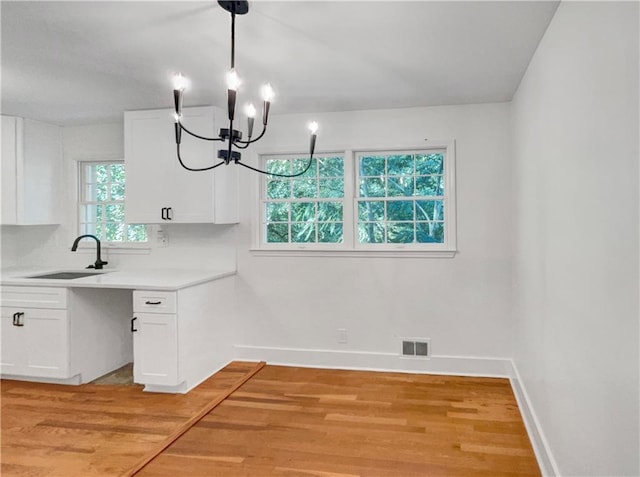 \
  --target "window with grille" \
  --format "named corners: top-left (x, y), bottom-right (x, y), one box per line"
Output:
top-left (79, 161), bottom-right (148, 243)
top-left (257, 142), bottom-right (456, 256)
top-left (262, 155), bottom-right (345, 246)
top-left (356, 151), bottom-right (446, 246)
